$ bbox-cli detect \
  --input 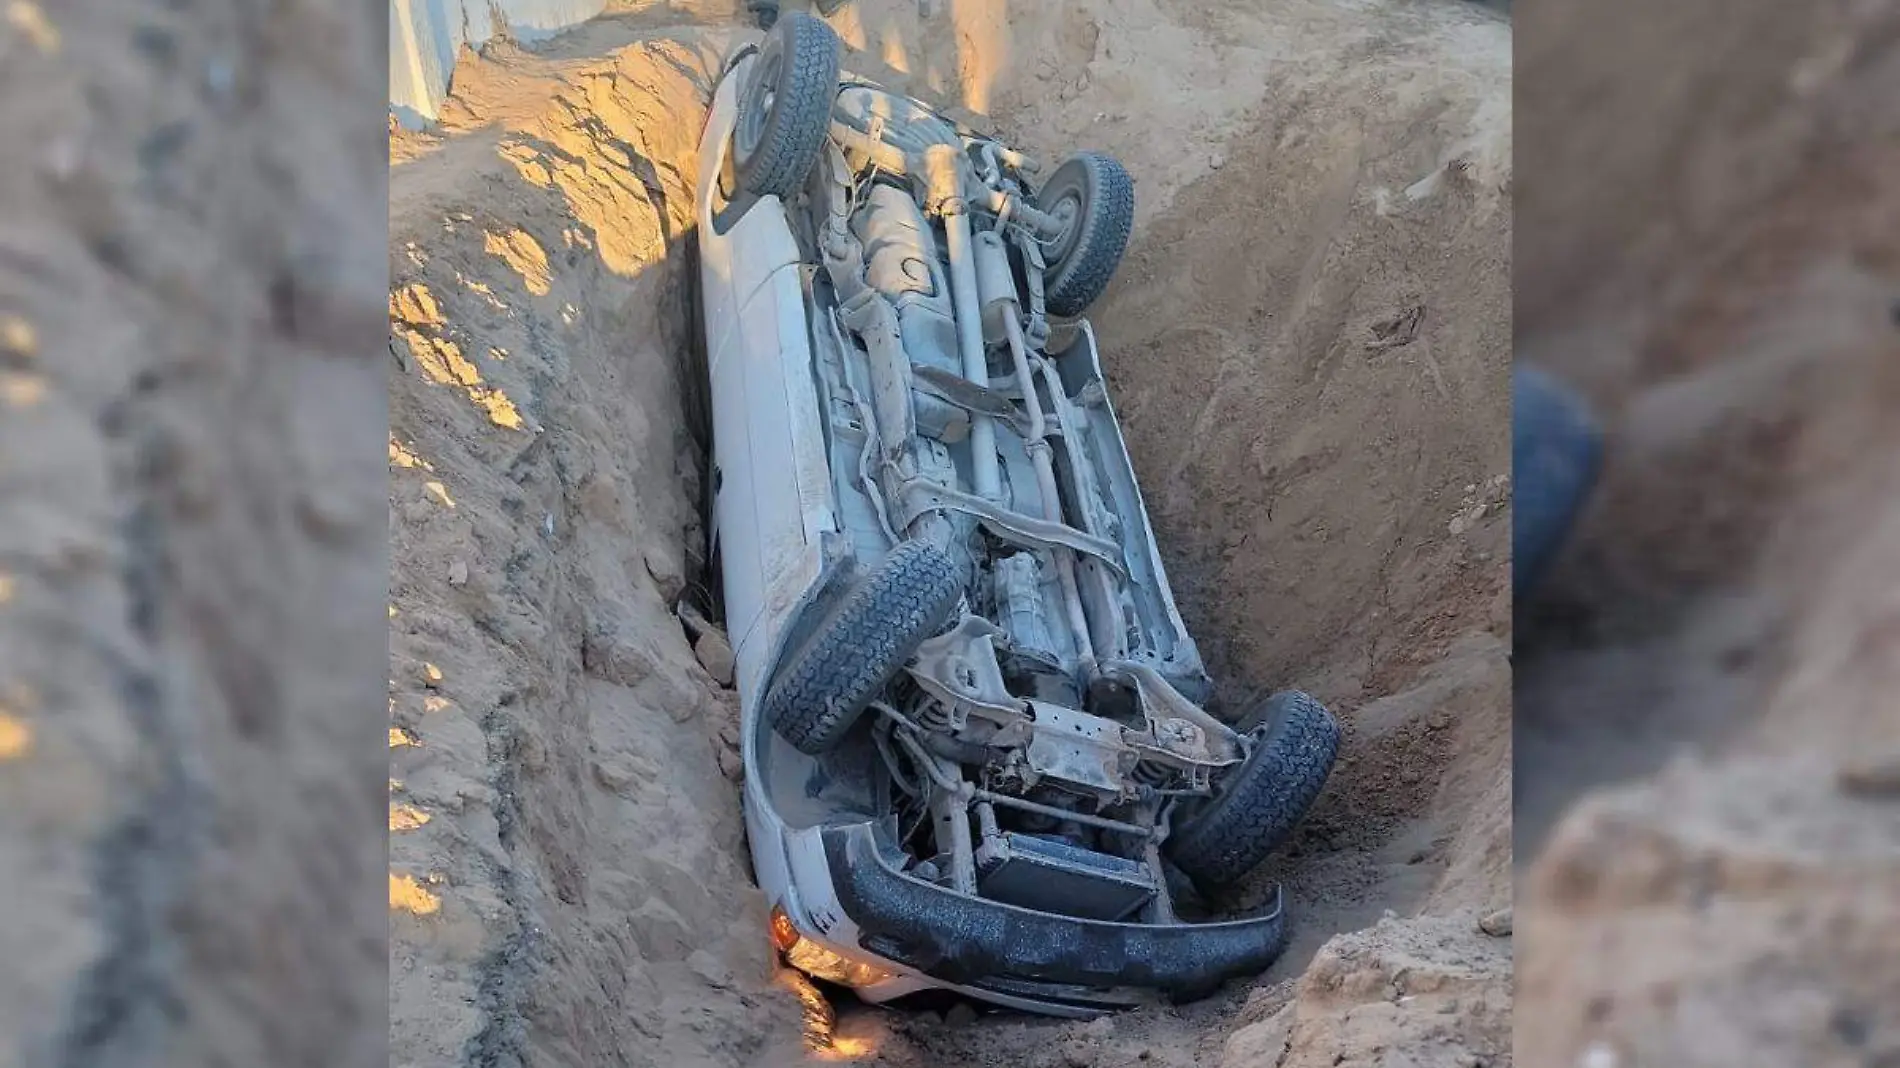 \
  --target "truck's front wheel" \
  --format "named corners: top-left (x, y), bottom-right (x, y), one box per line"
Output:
top-left (1165, 691), bottom-right (1340, 890)
top-left (762, 541), bottom-right (965, 755)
